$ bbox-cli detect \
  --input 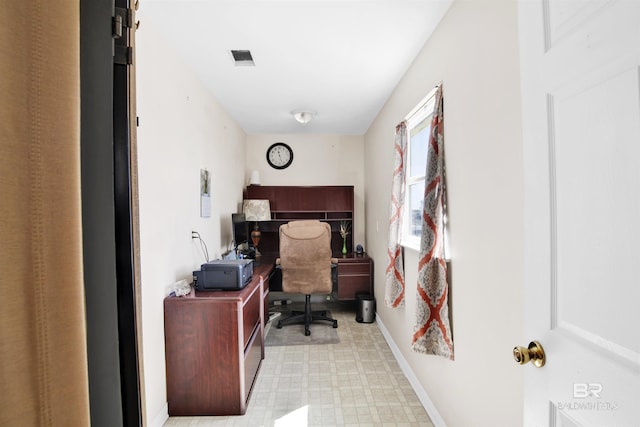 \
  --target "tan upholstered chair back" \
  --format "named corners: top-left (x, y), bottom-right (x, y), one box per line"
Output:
top-left (279, 220), bottom-right (333, 295)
